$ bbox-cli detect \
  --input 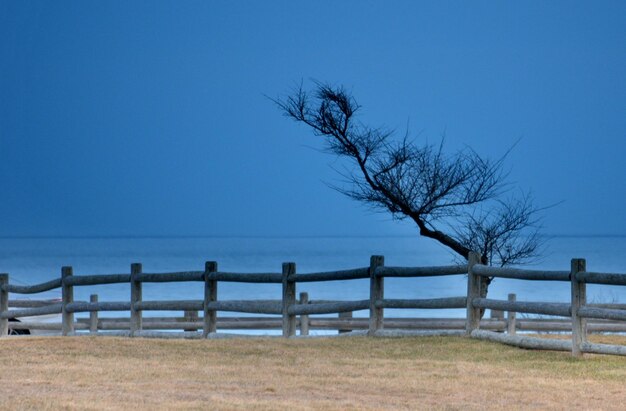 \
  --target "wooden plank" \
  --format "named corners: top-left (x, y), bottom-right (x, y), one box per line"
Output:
top-left (208, 272), bottom-right (282, 283)
top-left (368, 255), bottom-right (384, 335)
top-left (206, 332), bottom-right (280, 340)
top-left (288, 300), bottom-right (369, 315)
top-left (373, 330), bottom-right (466, 337)
top-left (473, 265), bottom-right (570, 281)
top-left (582, 342), bottom-right (626, 356)
top-left (377, 296), bottom-right (466, 309)
top-left (61, 266), bottom-right (74, 336)
top-left (135, 300), bottom-right (203, 311)
top-left (254, 317), bottom-right (506, 331)
top-left (11, 321), bottom-right (87, 331)
top-left (206, 300), bottom-right (282, 314)
top-left (5, 278), bottom-right (62, 294)
top-left (135, 271), bottom-right (204, 283)
top-left (65, 274), bottom-right (130, 286)
top-left (95, 320), bottom-right (284, 331)
top-left (289, 267), bottom-right (369, 282)
top-left (376, 265), bottom-right (467, 278)
top-left (76, 316), bottom-right (626, 333)
top-left (1, 303), bottom-right (63, 318)
top-left (589, 303), bottom-right (626, 310)
top-left (578, 306), bottom-right (626, 321)
top-left (471, 329), bottom-right (572, 351)
top-left (577, 271), bottom-right (626, 286)
top-left (472, 298), bottom-right (571, 317)
top-left (65, 301), bottom-right (130, 313)
top-left (282, 262), bottom-right (296, 337)
top-left (9, 321), bottom-right (63, 331)
top-left (9, 300), bottom-right (60, 308)
top-left (134, 330), bottom-right (203, 339)
top-left (75, 331), bottom-right (131, 337)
